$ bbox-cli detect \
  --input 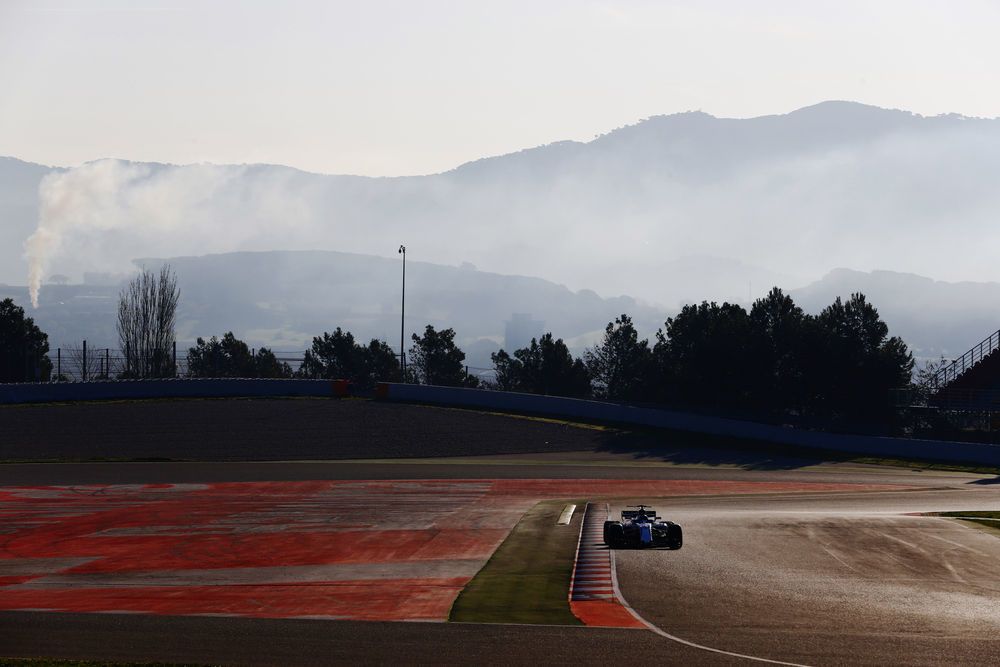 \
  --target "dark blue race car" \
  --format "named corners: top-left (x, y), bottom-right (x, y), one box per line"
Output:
top-left (603, 505), bottom-right (683, 549)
